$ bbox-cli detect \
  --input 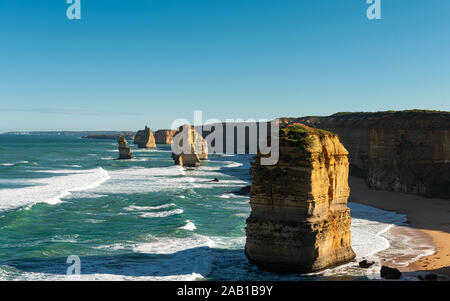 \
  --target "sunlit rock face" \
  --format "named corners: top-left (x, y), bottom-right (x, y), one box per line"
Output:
top-left (245, 123), bottom-right (355, 273)
top-left (287, 111), bottom-right (450, 199)
top-left (117, 136), bottom-right (132, 160)
top-left (133, 126), bottom-right (156, 149)
top-left (171, 125), bottom-right (208, 167)
top-left (154, 130), bottom-right (177, 144)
